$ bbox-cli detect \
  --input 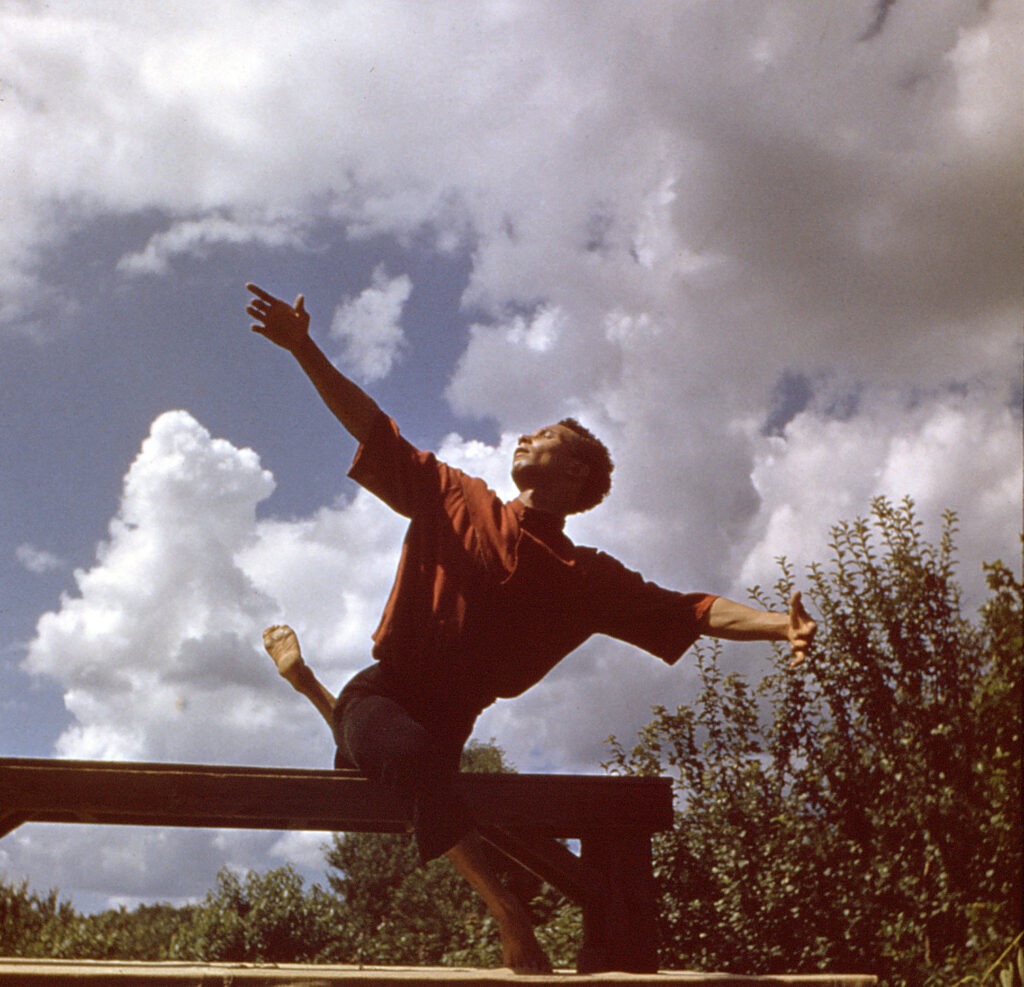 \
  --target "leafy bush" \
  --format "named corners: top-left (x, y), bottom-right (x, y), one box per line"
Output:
top-left (605, 498), bottom-right (1022, 986)
top-left (170, 865), bottom-right (342, 962)
top-left (0, 880), bottom-right (75, 956)
top-left (0, 880), bottom-right (187, 959)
